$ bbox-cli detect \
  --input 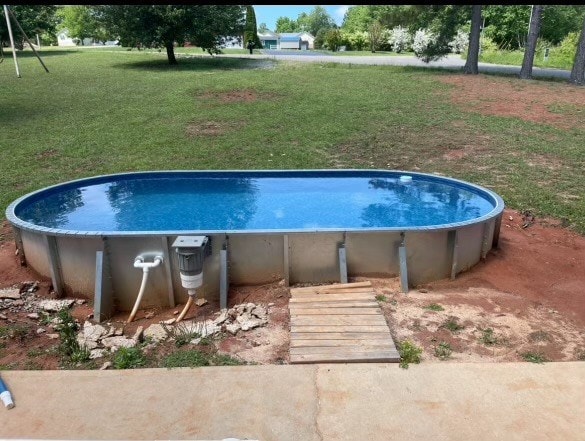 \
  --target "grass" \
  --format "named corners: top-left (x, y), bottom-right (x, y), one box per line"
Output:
top-left (442, 317), bottom-right (465, 333)
top-left (478, 48), bottom-right (574, 71)
top-left (1, 47), bottom-right (584, 234)
top-left (397, 340), bottom-right (423, 369)
top-left (423, 303), bottom-right (444, 312)
top-left (478, 328), bottom-right (499, 346)
top-left (434, 342), bottom-right (452, 360)
top-left (113, 347), bottom-right (147, 369)
top-left (55, 308), bottom-right (90, 364)
top-left (162, 349), bottom-right (244, 368)
top-left (375, 294), bottom-right (387, 302)
top-left (521, 351), bottom-right (549, 364)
